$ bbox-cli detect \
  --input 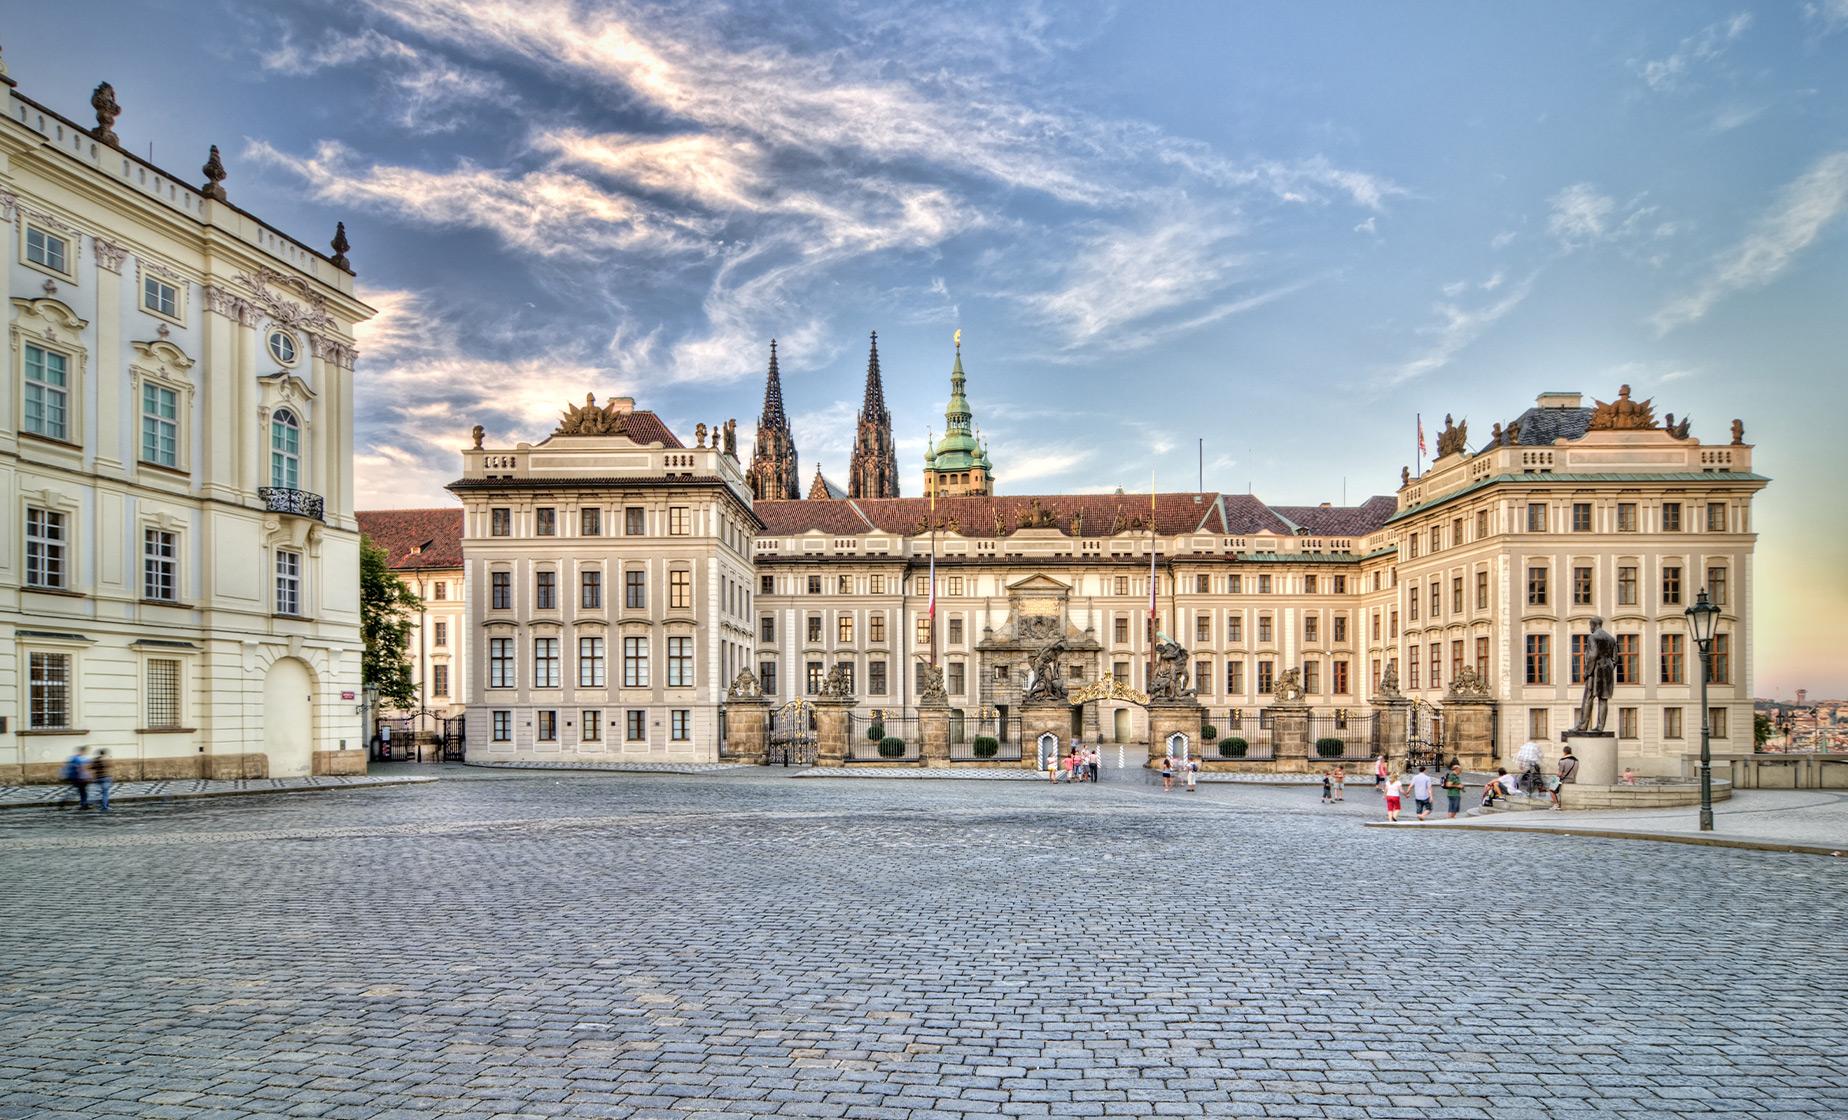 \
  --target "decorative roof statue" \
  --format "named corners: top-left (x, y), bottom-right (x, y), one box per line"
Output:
top-left (90, 82), bottom-right (121, 147)
top-left (695, 422), bottom-right (708, 448)
top-left (1446, 665), bottom-right (1492, 700)
top-left (722, 418), bottom-right (737, 458)
top-left (555, 393), bottom-right (629, 437)
top-left (1731, 419), bottom-right (1744, 445)
top-left (1401, 465), bottom-right (1411, 488)
top-left (470, 424), bottom-right (485, 450)
top-left (1491, 421), bottom-right (1504, 445)
top-left (330, 221), bottom-right (351, 271)
top-left (725, 668), bottom-right (763, 701)
top-left (1663, 412), bottom-right (1692, 440)
top-left (201, 144), bottom-right (228, 201)
top-left (1588, 384), bottom-right (1657, 431)
top-left (1435, 414), bottom-right (1468, 458)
